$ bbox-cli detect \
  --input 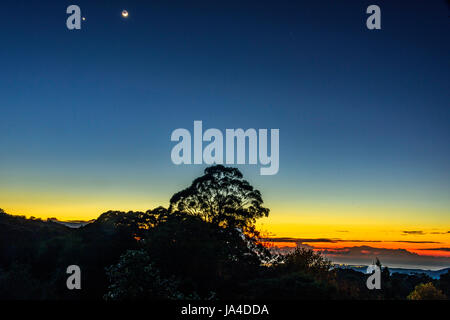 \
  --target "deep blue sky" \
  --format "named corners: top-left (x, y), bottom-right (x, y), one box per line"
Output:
top-left (0, 1), bottom-right (449, 224)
